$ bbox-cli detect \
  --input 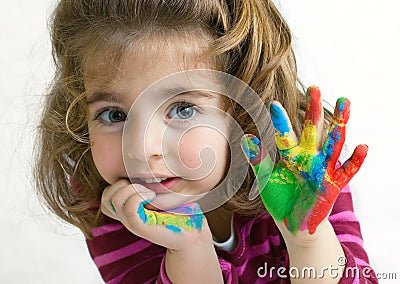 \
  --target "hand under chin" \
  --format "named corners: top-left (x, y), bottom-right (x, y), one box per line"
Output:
top-left (144, 193), bottom-right (201, 212)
